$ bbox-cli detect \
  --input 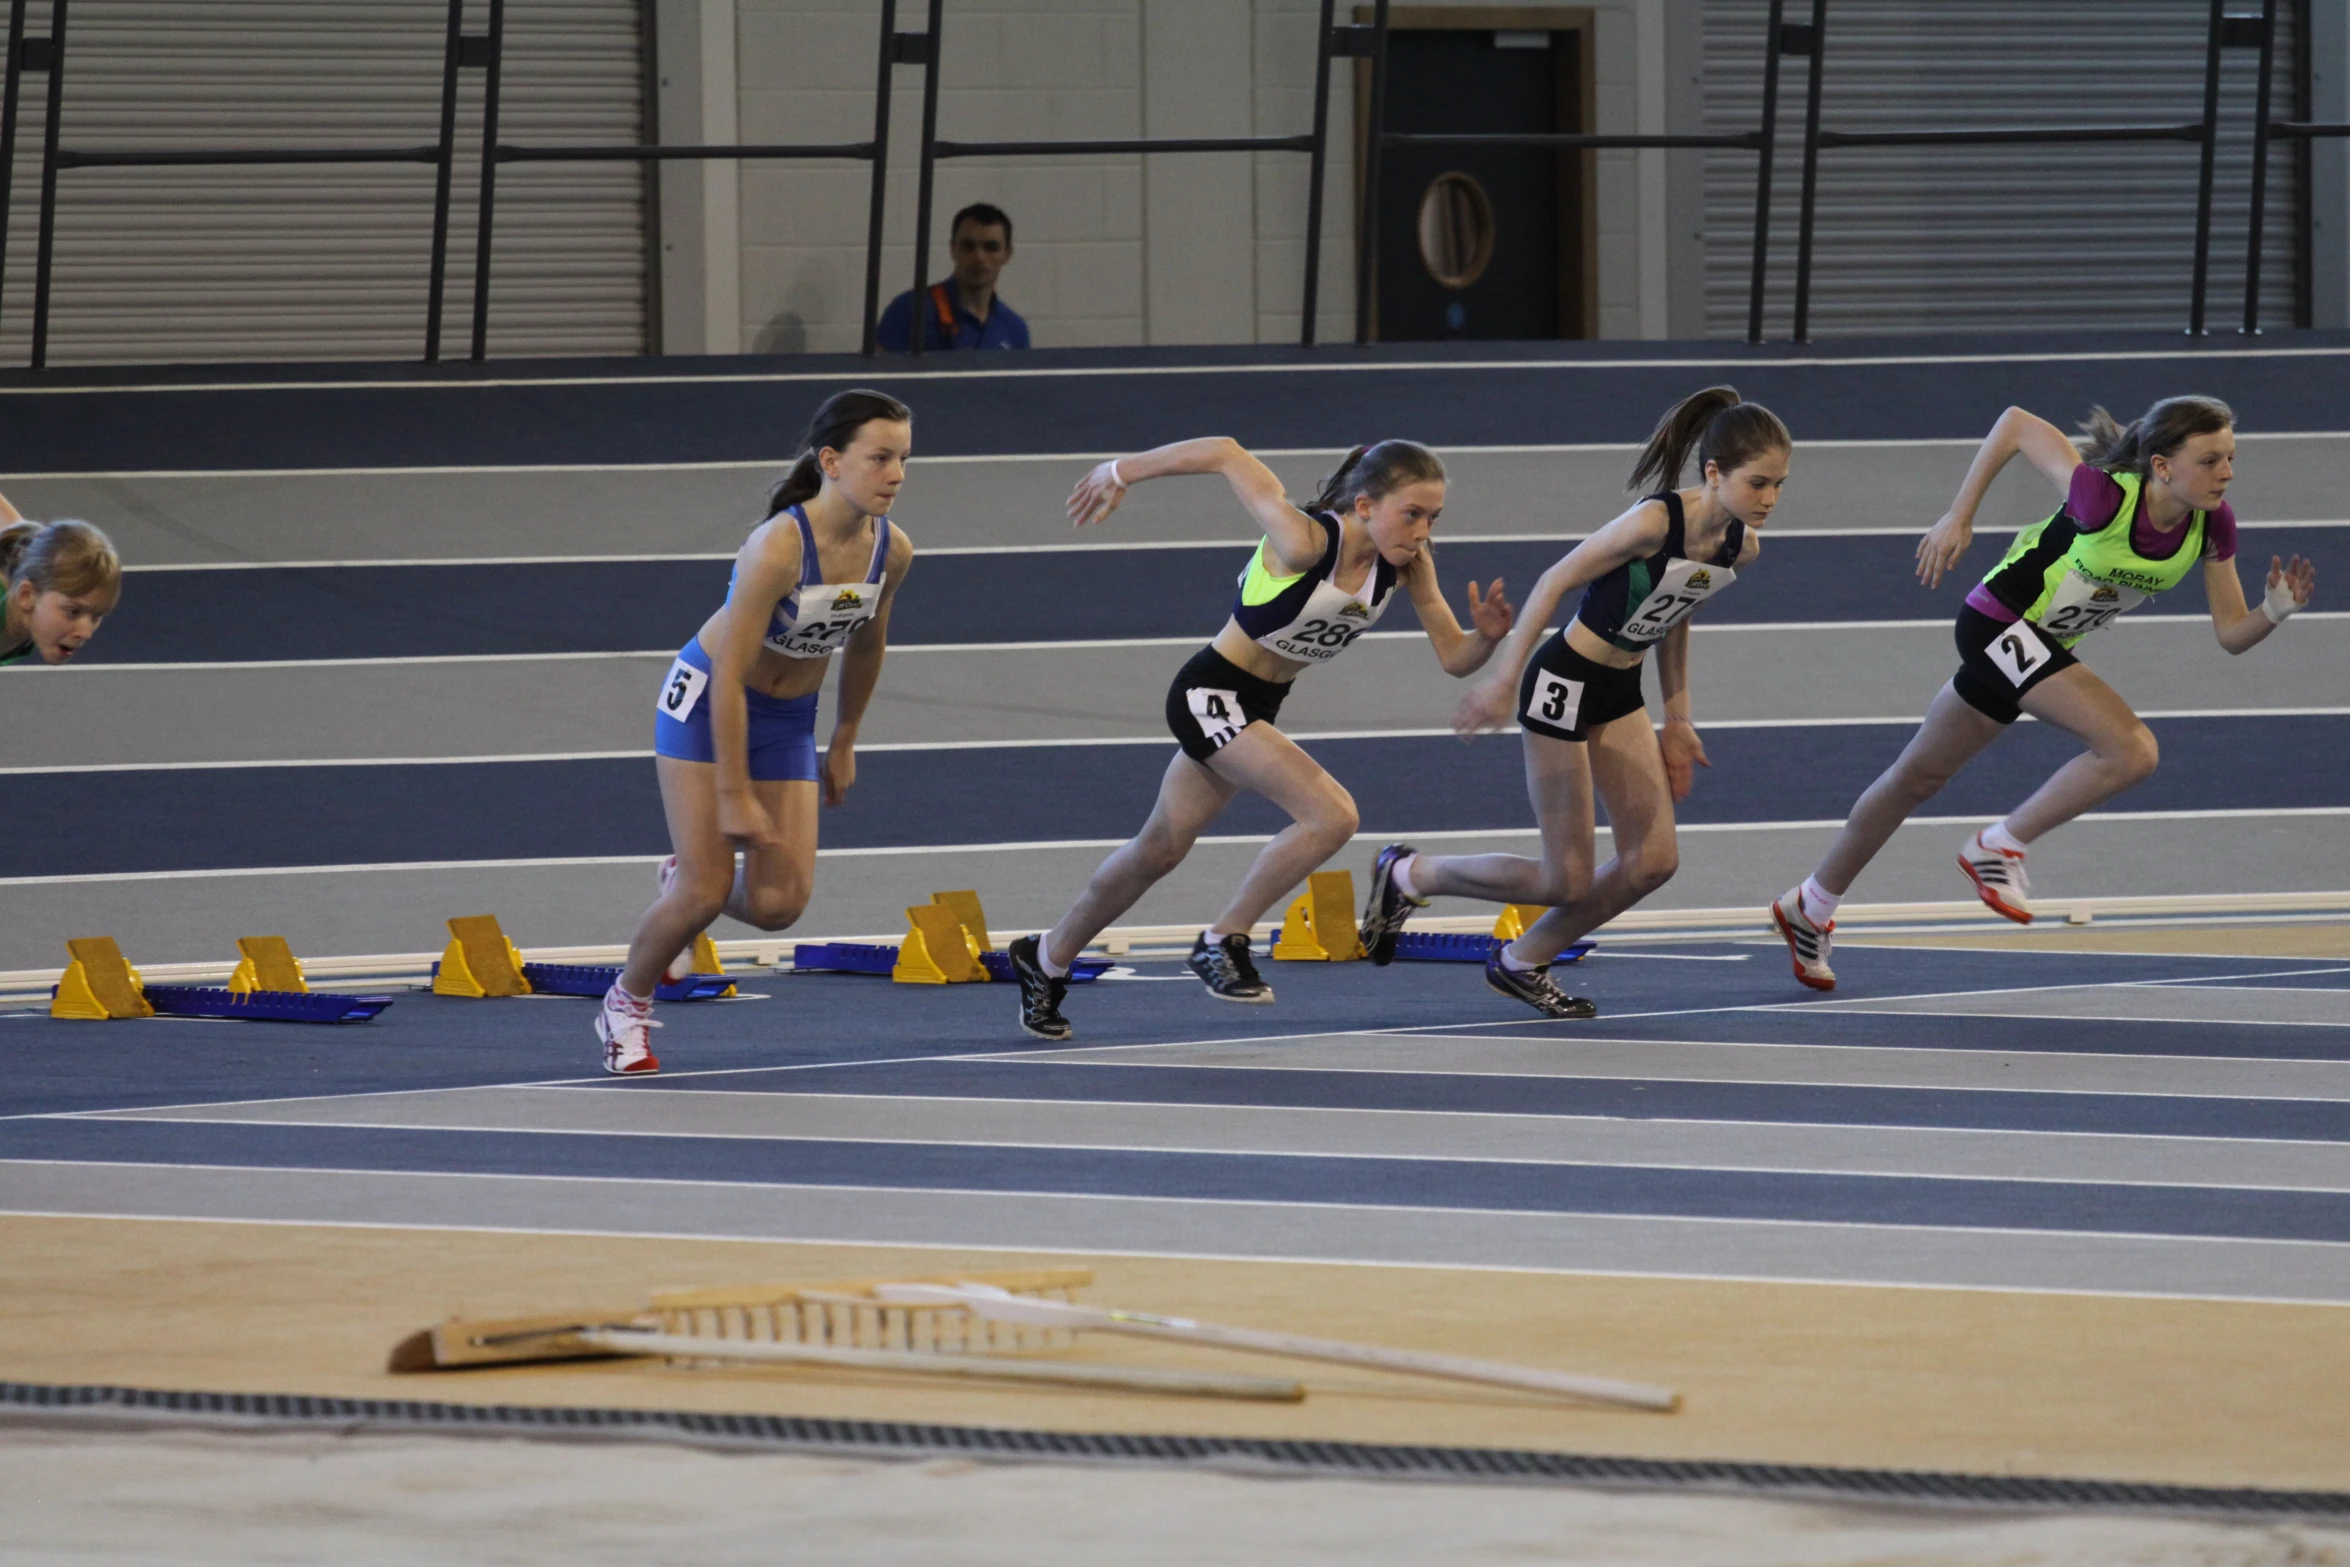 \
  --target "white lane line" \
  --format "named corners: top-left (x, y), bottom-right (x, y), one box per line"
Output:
top-left (109, 518), bottom-right (2350, 574)
top-left (8, 346), bottom-right (2350, 397)
top-left (4, 710), bottom-right (2343, 777)
top-left (6, 814), bottom-right (2347, 888)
